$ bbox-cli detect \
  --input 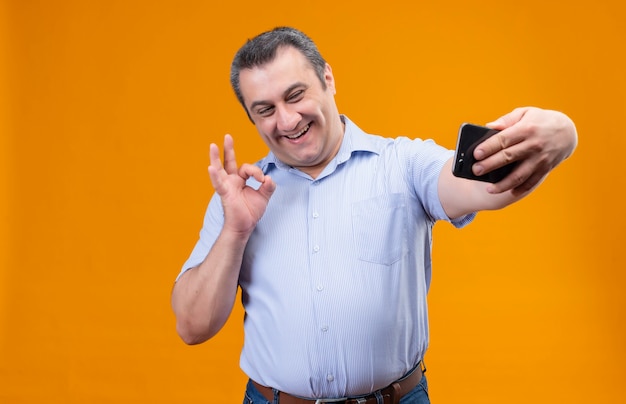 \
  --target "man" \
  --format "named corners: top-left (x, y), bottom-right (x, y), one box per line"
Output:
top-left (171, 27), bottom-right (577, 404)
